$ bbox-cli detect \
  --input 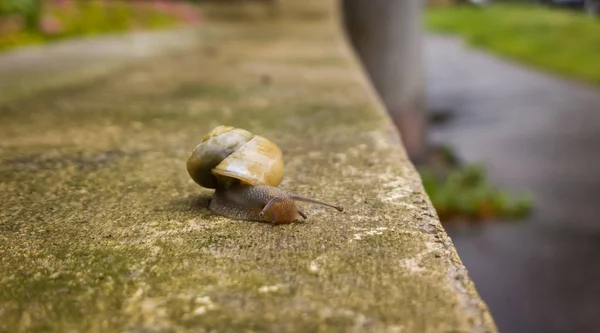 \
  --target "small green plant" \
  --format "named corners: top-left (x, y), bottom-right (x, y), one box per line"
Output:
top-left (419, 163), bottom-right (533, 223)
